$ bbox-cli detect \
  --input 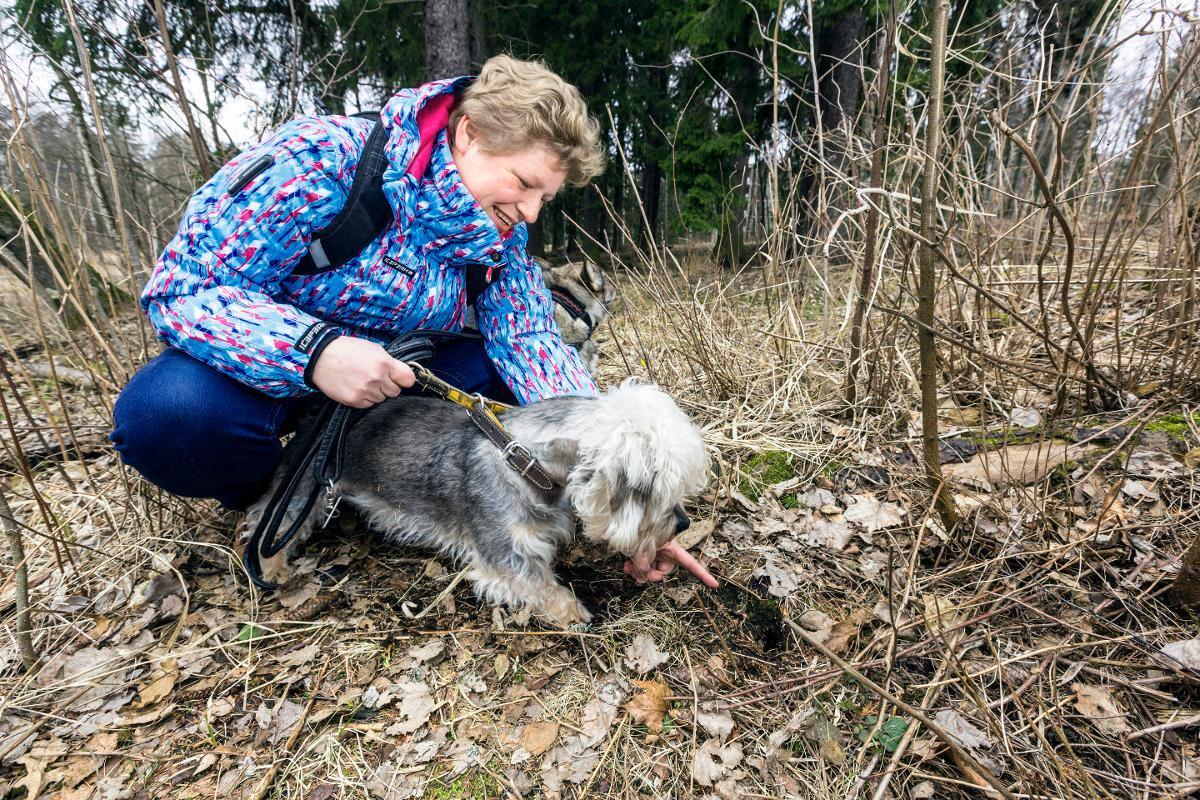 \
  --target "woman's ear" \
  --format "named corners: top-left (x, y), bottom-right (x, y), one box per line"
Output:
top-left (452, 114), bottom-right (477, 153)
